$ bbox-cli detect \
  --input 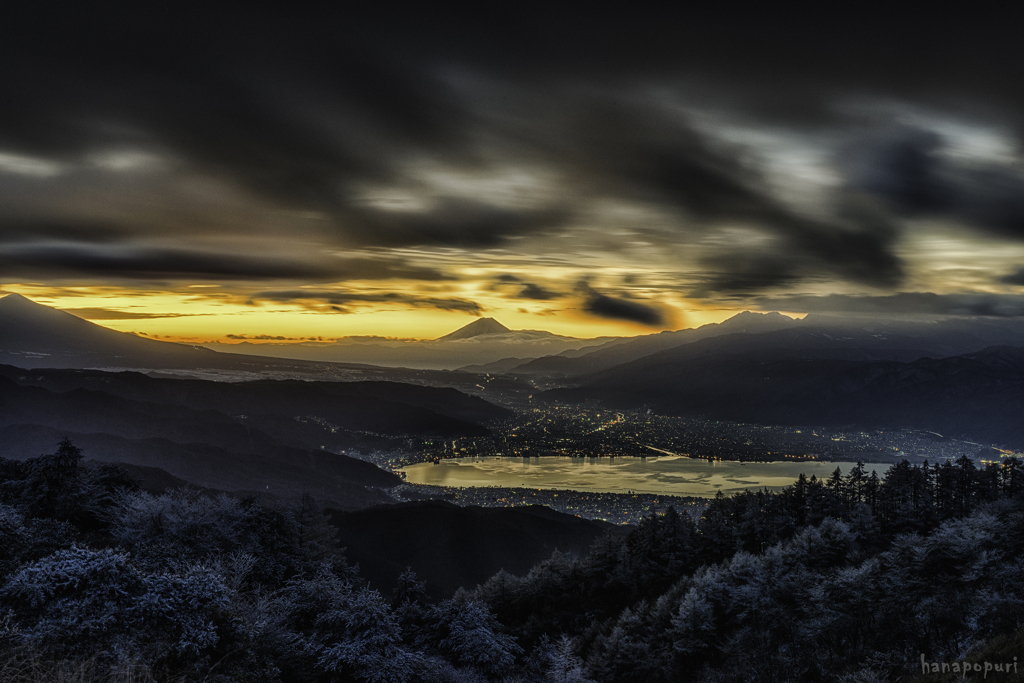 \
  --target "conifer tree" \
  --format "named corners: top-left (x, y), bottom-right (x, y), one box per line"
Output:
top-left (291, 492), bottom-right (340, 563)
